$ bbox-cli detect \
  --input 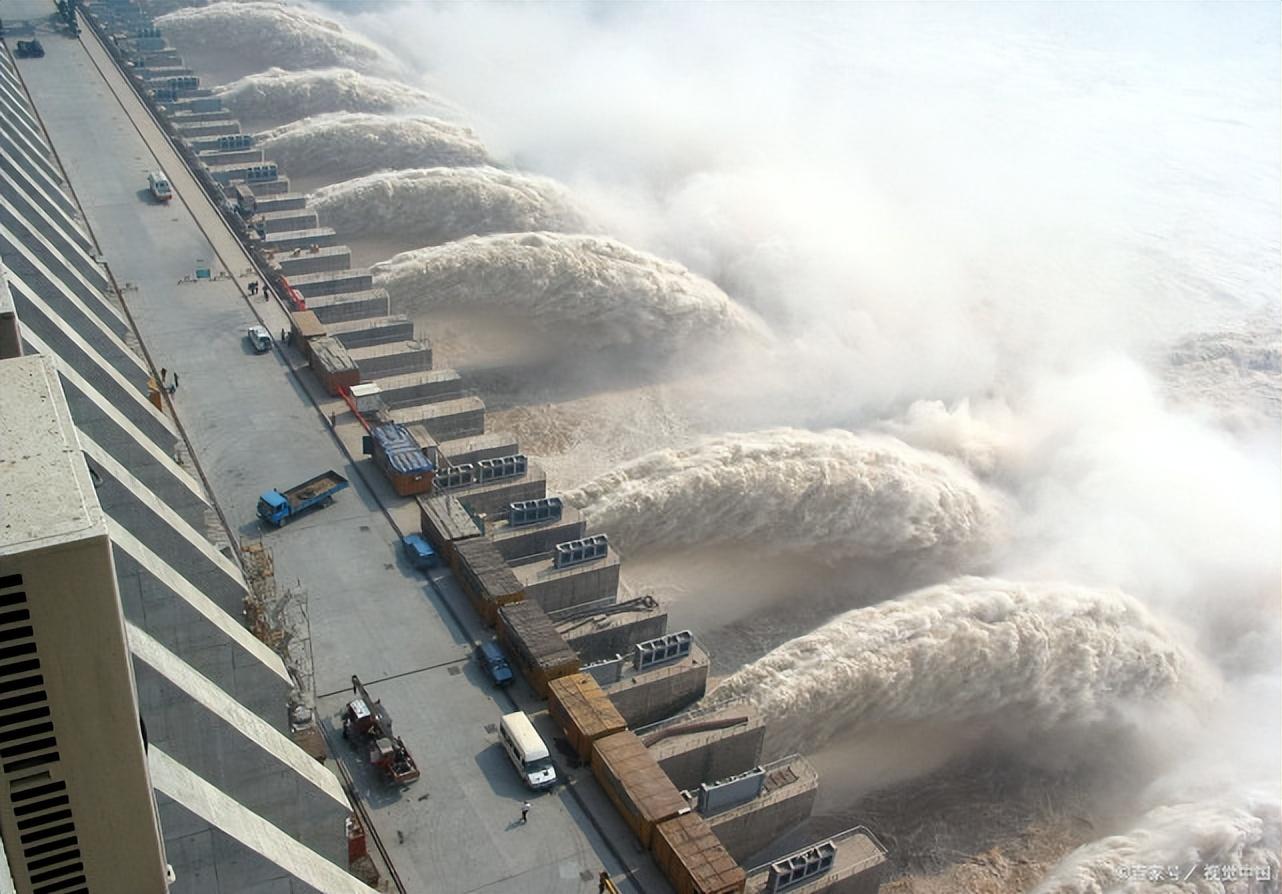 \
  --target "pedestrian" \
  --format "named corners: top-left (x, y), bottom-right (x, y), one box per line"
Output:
top-left (248, 280), bottom-right (258, 296)
top-left (172, 372), bottom-right (179, 391)
top-left (159, 367), bottom-right (167, 383)
top-left (280, 328), bottom-right (287, 343)
top-left (520, 801), bottom-right (530, 824)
